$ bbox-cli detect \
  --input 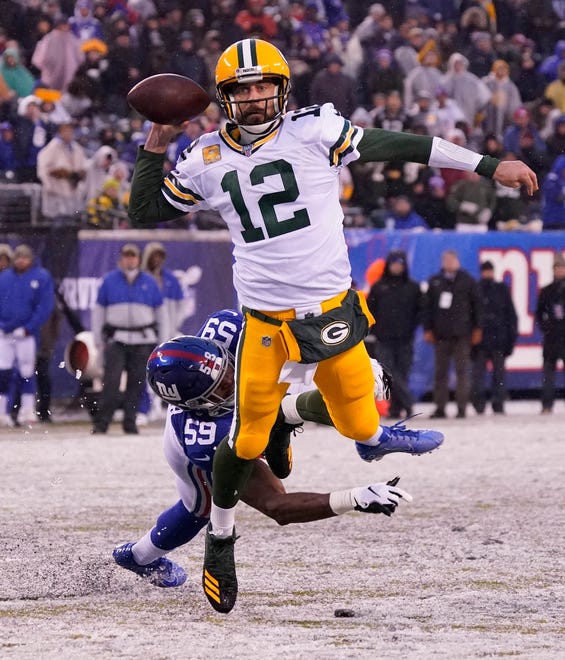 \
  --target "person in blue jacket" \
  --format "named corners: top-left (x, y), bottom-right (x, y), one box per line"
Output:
top-left (542, 155), bottom-right (565, 230)
top-left (90, 243), bottom-right (165, 435)
top-left (0, 244), bottom-right (54, 427)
